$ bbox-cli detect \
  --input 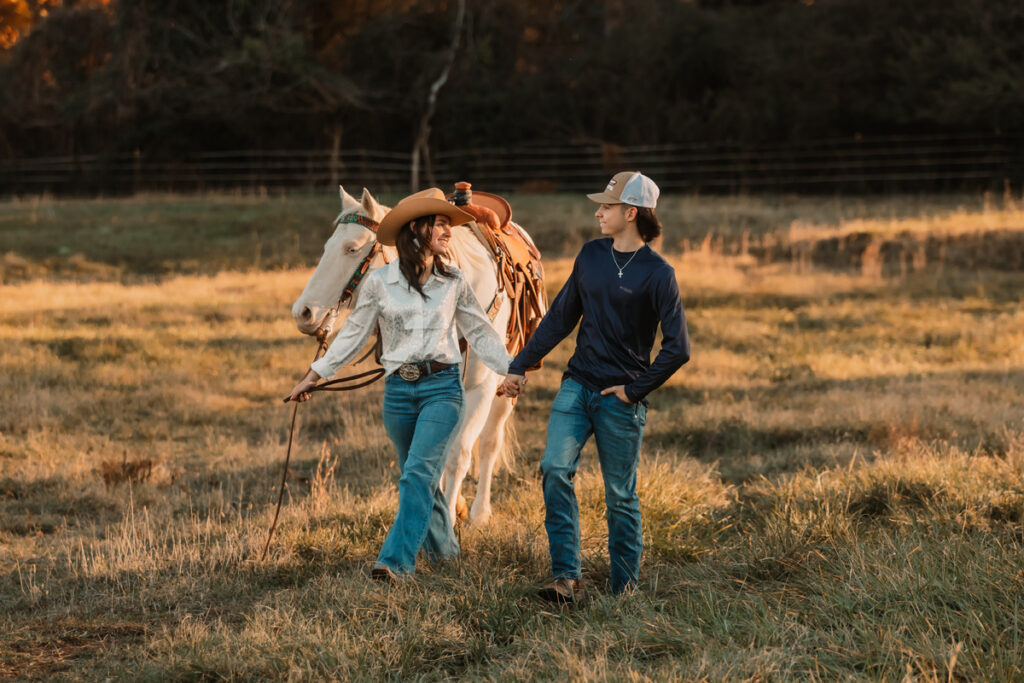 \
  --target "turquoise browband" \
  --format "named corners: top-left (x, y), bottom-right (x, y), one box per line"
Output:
top-left (339, 214), bottom-right (379, 232)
